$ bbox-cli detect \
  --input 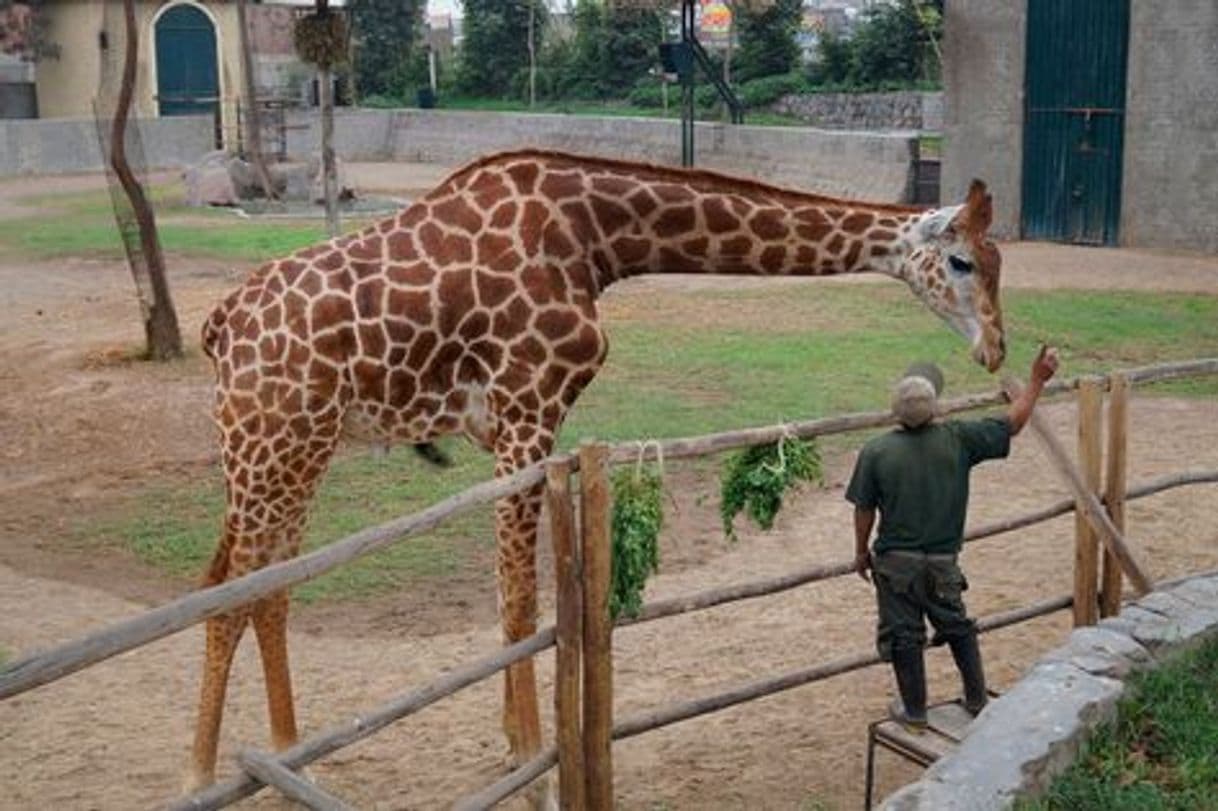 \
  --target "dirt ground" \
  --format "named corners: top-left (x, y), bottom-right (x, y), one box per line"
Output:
top-left (1, 167), bottom-right (1217, 810)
